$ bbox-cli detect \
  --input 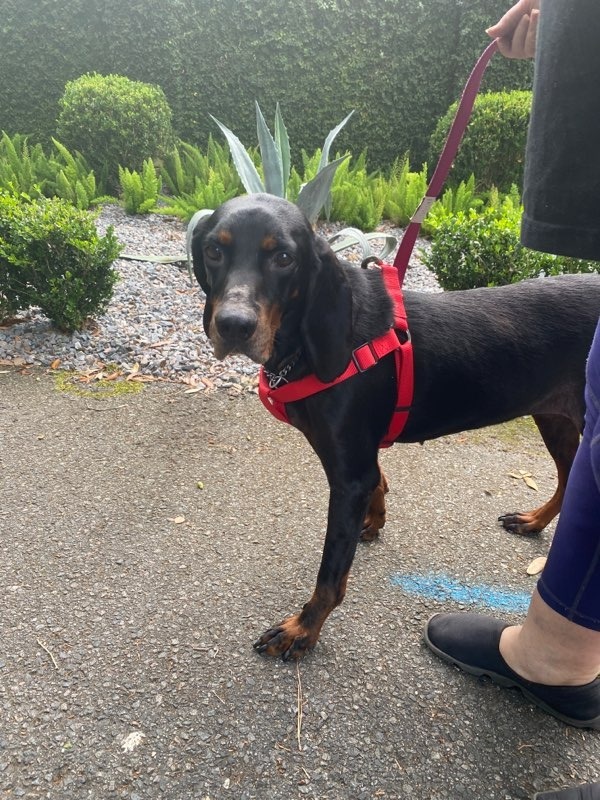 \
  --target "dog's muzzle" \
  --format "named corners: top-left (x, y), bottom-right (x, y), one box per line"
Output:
top-left (214, 306), bottom-right (258, 344)
top-left (209, 302), bottom-right (268, 362)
